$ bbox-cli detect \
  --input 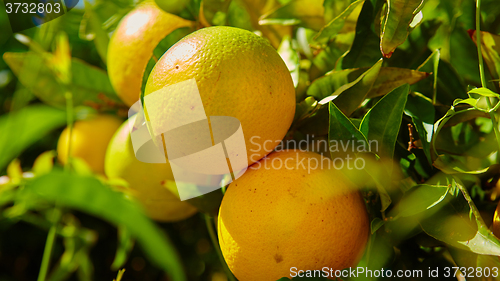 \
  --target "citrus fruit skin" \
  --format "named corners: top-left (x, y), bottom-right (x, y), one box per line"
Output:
top-left (57, 114), bottom-right (123, 174)
top-left (144, 26), bottom-right (296, 166)
top-left (105, 116), bottom-right (197, 222)
top-left (217, 150), bottom-right (369, 281)
top-left (107, 1), bottom-right (193, 107)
